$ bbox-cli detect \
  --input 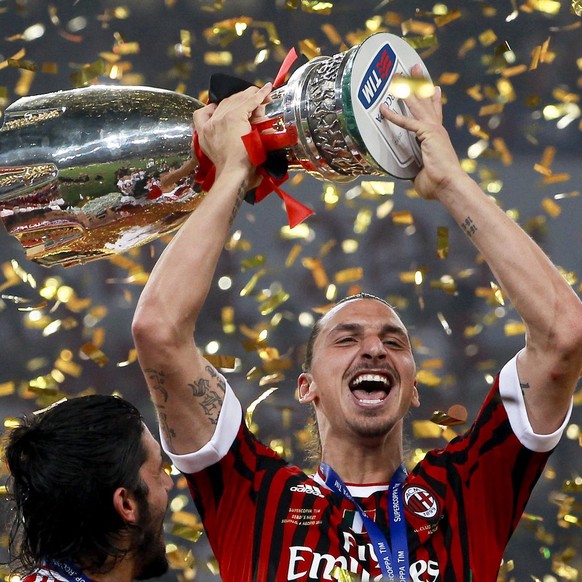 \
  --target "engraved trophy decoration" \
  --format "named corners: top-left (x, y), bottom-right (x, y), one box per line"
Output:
top-left (0, 33), bottom-right (430, 268)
